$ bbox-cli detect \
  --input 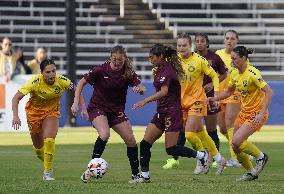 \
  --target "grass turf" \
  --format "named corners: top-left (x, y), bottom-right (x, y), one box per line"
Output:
top-left (0, 126), bottom-right (284, 194)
